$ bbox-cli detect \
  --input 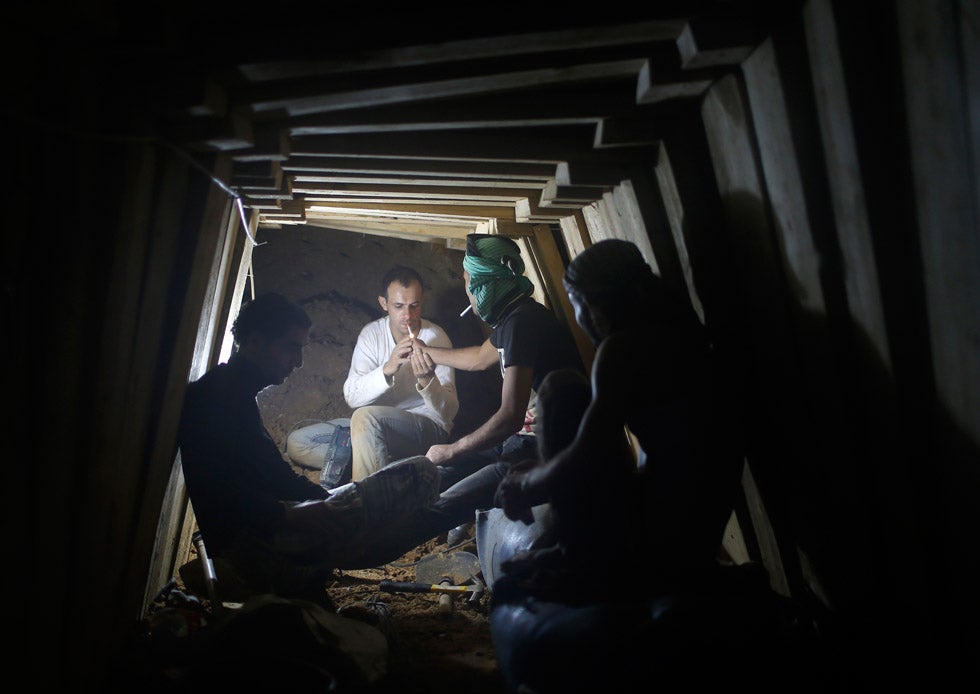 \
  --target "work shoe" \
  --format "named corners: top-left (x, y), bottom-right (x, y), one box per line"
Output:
top-left (446, 522), bottom-right (474, 548)
top-left (338, 597), bottom-right (397, 648)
